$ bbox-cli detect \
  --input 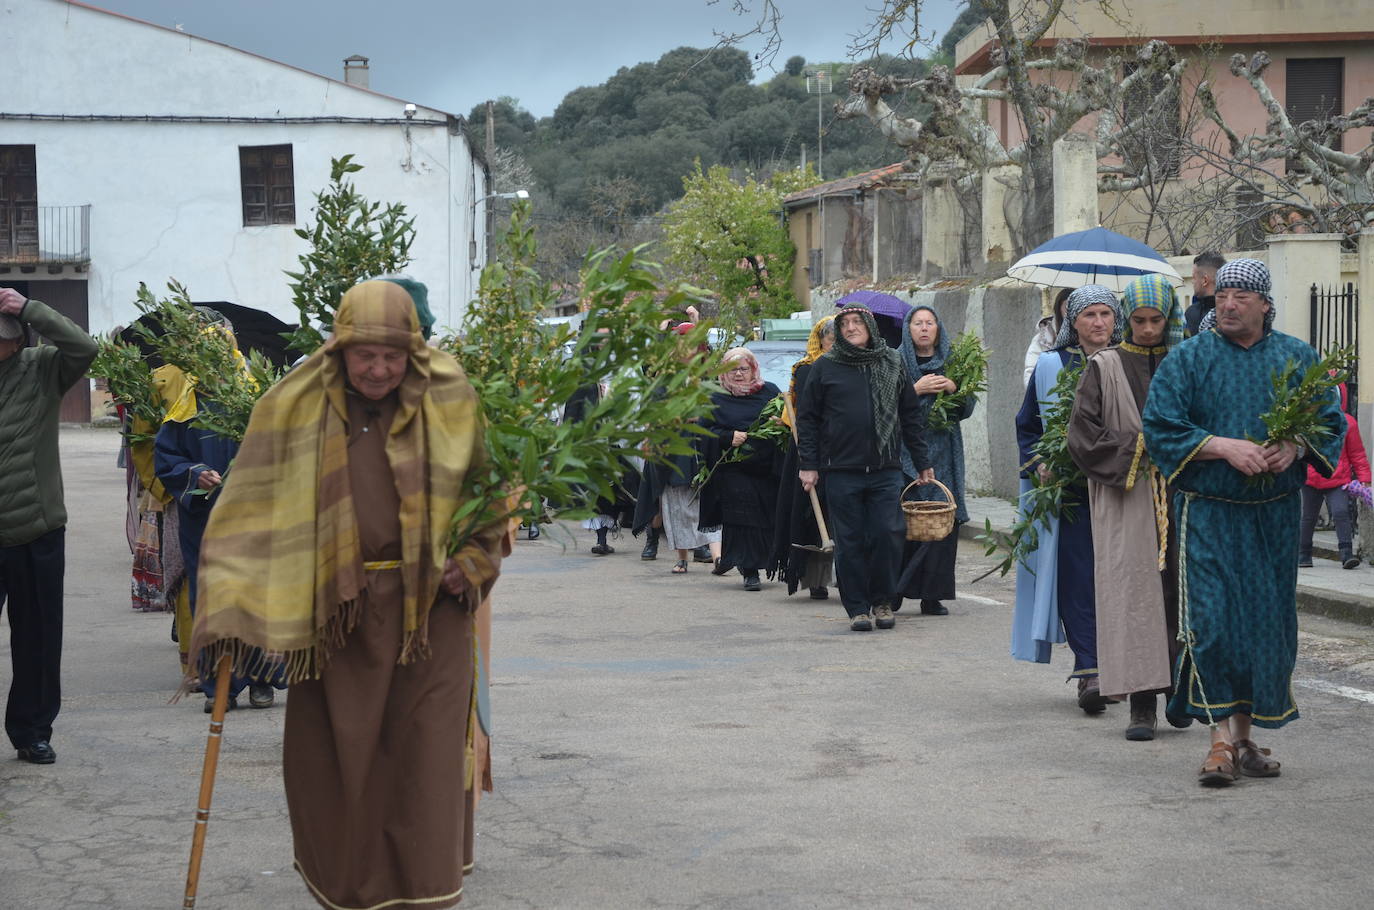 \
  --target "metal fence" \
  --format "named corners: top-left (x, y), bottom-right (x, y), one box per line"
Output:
top-left (1310, 281), bottom-right (1359, 411)
top-left (1, 204), bottom-right (90, 264)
